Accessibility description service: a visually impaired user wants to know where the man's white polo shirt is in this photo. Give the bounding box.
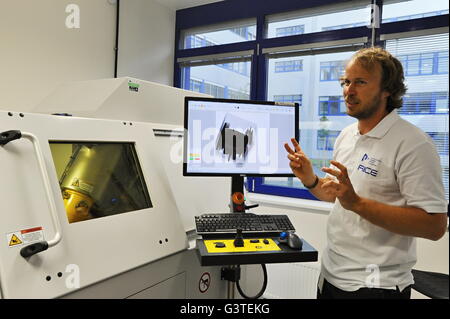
[321,109,447,292]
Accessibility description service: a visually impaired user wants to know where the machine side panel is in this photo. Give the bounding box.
[0,111,188,298]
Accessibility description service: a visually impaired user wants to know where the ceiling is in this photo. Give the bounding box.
[154,0,224,10]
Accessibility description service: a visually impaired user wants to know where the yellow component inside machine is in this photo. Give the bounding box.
[62,188,94,223]
[204,238,281,253]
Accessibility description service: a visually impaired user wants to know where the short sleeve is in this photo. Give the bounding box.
[396,140,447,213]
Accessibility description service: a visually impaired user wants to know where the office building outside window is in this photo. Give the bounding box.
[175,0,449,201]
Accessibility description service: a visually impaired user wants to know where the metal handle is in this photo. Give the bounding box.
[15,132,62,257]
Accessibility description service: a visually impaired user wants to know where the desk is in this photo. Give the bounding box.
[196,236,318,266]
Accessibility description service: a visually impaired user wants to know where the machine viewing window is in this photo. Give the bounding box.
[49,142,152,224]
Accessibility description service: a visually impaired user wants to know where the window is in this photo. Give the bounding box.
[181,19,256,49]
[320,61,345,81]
[273,94,302,105]
[400,92,449,114]
[176,0,449,202]
[382,9,449,23]
[386,33,449,200]
[275,60,303,73]
[427,132,449,156]
[382,0,448,23]
[398,52,448,76]
[218,61,250,76]
[230,27,256,40]
[319,96,346,115]
[317,130,340,151]
[182,60,251,100]
[437,51,449,74]
[275,25,305,37]
[266,2,371,38]
[264,51,356,197]
[322,21,369,31]
[185,35,216,49]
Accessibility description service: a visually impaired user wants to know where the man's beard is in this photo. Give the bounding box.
[345,93,382,120]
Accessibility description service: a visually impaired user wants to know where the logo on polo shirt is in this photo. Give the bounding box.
[358,153,380,177]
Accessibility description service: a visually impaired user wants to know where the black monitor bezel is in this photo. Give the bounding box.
[183,96,299,177]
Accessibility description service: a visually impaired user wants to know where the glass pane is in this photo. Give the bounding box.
[407,59,420,76]
[265,51,357,189]
[267,4,371,38]
[320,61,345,81]
[420,57,434,75]
[182,21,256,49]
[382,0,449,24]
[435,92,449,113]
[49,142,152,224]
[262,177,295,187]
[437,51,449,74]
[386,33,449,200]
[181,60,251,99]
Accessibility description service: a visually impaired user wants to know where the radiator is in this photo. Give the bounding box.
[264,262,321,299]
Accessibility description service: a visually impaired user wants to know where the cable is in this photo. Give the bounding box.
[236,264,268,299]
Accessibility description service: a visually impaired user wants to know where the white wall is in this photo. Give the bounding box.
[117,0,176,86]
[0,0,117,112]
[0,0,176,113]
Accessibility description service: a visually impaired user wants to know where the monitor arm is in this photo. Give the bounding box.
[229,175,258,213]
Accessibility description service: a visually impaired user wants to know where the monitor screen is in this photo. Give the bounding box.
[184,97,299,176]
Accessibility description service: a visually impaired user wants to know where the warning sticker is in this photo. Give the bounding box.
[199,272,211,293]
[6,227,44,248]
[9,234,22,246]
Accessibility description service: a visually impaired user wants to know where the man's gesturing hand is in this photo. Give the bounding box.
[284,138,316,186]
[321,160,361,211]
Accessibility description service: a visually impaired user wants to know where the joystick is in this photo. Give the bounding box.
[234,229,244,247]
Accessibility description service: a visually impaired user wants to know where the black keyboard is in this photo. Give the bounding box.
[195,213,295,235]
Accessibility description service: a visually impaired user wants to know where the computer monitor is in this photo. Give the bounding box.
[184,97,299,177]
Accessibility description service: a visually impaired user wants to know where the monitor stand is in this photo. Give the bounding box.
[230,176,245,213]
[229,176,259,213]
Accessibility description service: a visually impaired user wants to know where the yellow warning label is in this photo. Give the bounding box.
[204,238,281,253]
[7,227,44,248]
[71,178,80,187]
[9,234,23,246]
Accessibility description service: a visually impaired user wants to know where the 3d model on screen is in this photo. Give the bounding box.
[215,113,255,162]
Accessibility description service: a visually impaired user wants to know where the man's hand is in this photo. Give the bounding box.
[321,160,361,211]
[284,138,316,186]
[321,162,446,241]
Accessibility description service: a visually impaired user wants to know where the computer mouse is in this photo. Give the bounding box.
[279,231,303,250]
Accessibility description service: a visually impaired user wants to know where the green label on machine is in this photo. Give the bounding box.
[128,82,140,92]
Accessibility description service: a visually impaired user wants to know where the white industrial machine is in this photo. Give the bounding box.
[34,77,231,231]
[0,78,231,298]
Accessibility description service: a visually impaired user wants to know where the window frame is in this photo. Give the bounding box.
[175,0,449,202]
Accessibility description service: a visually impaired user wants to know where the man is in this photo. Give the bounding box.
[285,47,447,299]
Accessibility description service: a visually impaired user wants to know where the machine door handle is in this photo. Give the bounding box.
[0,130,22,145]
[1,130,63,258]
